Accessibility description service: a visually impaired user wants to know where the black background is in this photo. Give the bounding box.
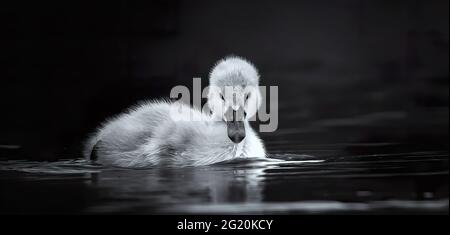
[1,0,448,160]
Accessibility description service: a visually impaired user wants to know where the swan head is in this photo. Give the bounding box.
[207,56,262,144]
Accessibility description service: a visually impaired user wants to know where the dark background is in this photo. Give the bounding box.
[1,0,448,160]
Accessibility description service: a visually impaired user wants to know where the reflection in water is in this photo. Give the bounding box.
[0,151,447,214]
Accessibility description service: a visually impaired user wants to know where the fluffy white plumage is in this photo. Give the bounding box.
[209,56,260,87]
[84,56,266,168]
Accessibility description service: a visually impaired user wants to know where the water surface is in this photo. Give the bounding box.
[0,110,448,214]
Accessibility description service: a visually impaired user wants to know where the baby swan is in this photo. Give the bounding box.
[84,56,266,168]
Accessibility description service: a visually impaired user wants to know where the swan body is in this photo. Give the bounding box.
[84,56,266,168]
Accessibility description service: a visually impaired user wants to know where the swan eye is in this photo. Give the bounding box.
[245,94,250,102]
[220,94,225,101]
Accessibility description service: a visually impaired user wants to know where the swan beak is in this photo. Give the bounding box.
[225,107,246,143]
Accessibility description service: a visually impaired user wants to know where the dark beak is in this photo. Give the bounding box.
[225,107,246,143]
